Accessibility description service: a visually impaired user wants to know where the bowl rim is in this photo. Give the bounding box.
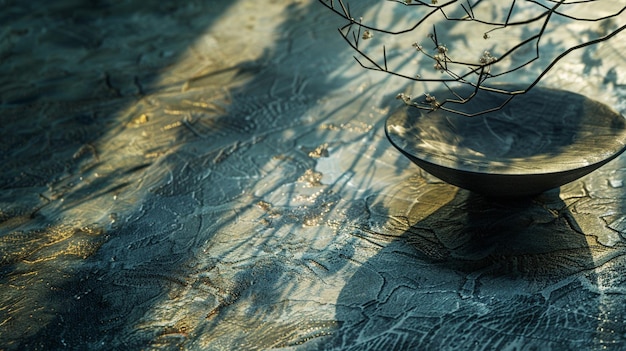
[385,86,626,176]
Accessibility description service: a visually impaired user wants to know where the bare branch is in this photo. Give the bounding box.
[319,0,625,116]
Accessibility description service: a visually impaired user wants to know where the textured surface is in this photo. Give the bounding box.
[1,1,626,350]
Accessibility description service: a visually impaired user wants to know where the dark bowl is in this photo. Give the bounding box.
[385,85,626,197]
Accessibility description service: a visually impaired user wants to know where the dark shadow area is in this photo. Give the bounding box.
[329,188,626,350]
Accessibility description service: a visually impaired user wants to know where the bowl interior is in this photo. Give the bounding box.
[386,85,626,176]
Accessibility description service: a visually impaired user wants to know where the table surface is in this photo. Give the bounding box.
[1,1,626,350]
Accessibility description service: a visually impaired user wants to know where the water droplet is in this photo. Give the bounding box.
[608,179,623,188]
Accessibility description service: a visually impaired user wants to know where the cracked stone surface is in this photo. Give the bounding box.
[1,1,626,350]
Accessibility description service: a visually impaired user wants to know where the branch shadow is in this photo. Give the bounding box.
[1,0,403,350]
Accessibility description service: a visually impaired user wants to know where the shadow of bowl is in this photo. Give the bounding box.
[385,85,626,197]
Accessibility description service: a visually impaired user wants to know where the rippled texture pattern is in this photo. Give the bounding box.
[1,1,626,350]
